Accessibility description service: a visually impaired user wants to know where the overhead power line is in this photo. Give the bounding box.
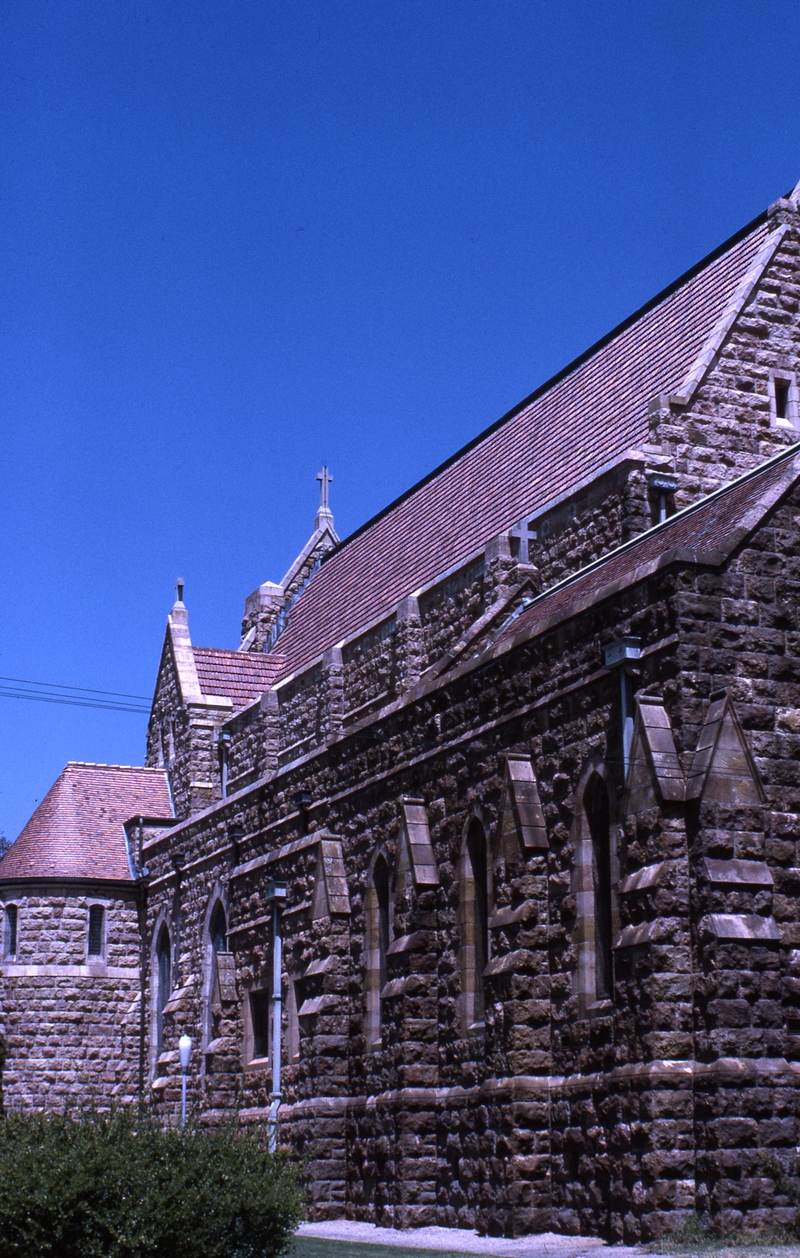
[0,674,151,715]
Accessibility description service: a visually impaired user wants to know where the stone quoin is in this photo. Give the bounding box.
[7,186,800,1242]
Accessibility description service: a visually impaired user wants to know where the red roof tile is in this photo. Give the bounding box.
[491,447,799,652]
[193,647,285,711]
[275,217,772,679]
[0,763,173,882]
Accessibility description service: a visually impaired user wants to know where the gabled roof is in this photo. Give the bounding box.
[192,647,285,710]
[274,213,778,679]
[0,763,173,883]
[489,443,800,654]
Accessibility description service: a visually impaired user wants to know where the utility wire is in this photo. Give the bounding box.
[0,674,150,700]
[0,674,151,715]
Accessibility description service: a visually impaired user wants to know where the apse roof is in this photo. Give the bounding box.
[0,762,173,883]
[273,211,777,680]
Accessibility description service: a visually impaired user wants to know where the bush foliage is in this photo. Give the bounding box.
[0,1107,302,1258]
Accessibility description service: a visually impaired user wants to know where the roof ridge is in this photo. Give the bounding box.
[193,645,284,657]
[515,441,800,618]
[322,207,771,563]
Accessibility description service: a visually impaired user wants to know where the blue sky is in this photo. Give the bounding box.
[2,0,800,839]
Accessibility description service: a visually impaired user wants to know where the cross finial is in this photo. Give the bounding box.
[508,515,537,565]
[316,465,333,511]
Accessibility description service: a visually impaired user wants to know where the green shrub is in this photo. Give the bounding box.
[0,1107,302,1258]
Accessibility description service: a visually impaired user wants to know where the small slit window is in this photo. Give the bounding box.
[772,374,797,428]
[5,904,17,956]
[249,990,270,1060]
[88,905,104,956]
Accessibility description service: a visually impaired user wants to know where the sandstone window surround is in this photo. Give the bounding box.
[769,368,799,429]
[87,903,105,958]
[4,903,17,957]
[458,815,492,1034]
[573,764,618,1014]
[203,898,228,1049]
[243,928,274,1072]
[365,846,393,1049]
[245,988,271,1066]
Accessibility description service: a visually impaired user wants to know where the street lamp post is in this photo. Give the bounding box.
[264,880,287,1154]
[179,1034,192,1127]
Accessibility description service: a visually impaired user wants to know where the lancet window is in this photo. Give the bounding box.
[156,926,171,1054]
[585,773,613,1001]
[459,817,490,1033]
[365,850,392,1048]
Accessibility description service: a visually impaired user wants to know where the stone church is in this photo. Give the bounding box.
[5,181,800,1243]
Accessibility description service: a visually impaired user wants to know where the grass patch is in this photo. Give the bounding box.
[648,1212,800,1254]
[290,1242,481,1258]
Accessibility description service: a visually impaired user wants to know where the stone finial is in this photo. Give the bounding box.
[175,577,185,607]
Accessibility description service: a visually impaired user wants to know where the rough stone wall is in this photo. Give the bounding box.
[342,617,397,718]
[136,231,800,1240]
[0,886,141,1110]
[529,462,652,587]
[141,475,800,1242]
[279,666,324,762]
[420,558,485,667]
[225,695,280,791]
[143,552,685,1237]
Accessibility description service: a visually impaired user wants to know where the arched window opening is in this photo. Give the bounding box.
[374,855,391,997]
[156,927,171,1055]
[586,775,613,1001]
[459,818,490,1033]
[206,902,228,1043]
[5,904,17,957]
[365,851,392,1049]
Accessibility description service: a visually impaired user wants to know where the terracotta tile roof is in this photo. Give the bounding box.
[491,446,799,652]
[274,217,772,680]
[193,647,285,710]
[0,763,173,883]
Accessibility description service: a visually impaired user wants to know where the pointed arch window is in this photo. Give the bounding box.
[459,818,490,1033]
[365,851,392,1049]
[585,774,613,1001]
[206,902,228,1043]
[156,926,171,1054]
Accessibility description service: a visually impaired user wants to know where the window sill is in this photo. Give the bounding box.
[244,1056,272,1074]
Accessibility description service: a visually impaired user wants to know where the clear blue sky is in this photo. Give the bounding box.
[2,0,800,839]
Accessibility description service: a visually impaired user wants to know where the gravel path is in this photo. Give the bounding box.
[294,1219,800,1258]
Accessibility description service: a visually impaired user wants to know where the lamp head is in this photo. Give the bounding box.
[179,1034,192,1071]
